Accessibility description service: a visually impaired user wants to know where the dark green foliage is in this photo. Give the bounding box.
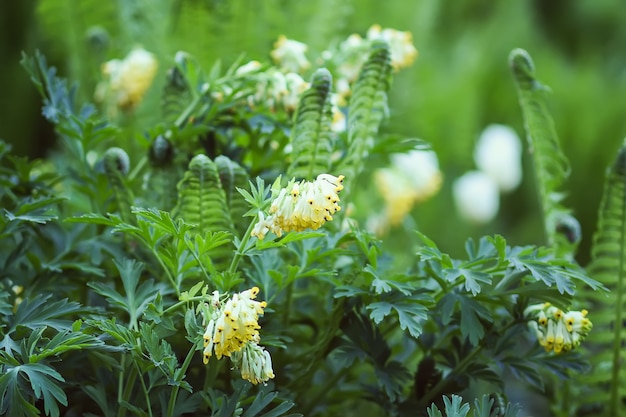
[143,135,183,212]
[579,140,626,415]
[287,68,334,180]
[339,40,392,186]
[102,147,134,224]
[509,48,574,255]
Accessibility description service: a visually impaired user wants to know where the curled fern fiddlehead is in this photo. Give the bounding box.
[287,68,334,180]
[338,40,392,188]
[142,135,182,211]
[509,48,574,253]
[103,147,134,224]
[581,140,626,415]
[215,155,250,235]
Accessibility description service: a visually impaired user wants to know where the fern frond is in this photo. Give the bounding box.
[173,154,233,235]
[509,49,573,252]
[338,40,392,186]
[287,68,334,180]
[102,147,134,224]
[142,136,182,211]
[580,140,626,414]
[215,156,250,235]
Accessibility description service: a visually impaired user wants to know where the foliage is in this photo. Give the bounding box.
[0,14,619,417]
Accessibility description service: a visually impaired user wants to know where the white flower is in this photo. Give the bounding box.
[525,303,592,354]
[283,72,309,111]
[474,124,523,192]
[251,174,345,239]
[270,35,310,73]
[390,149,441,200]
[97,47,158,110]
[235,60,262,76]
[202,287,267,361]
[453,171,499,224]
[231,342,275,385]
[366,24,418,71]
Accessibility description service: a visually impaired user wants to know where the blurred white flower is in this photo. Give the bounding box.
[373,149,442,230]
[329,93,347,133]
[96,47,158,111]
[366,24,418,71]
[235,60,262,76]
[453,171,499,224]
[283,72,309,112]
[270,35,310,73]
[474,124,523,192]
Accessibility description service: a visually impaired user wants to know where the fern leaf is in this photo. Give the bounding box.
[215,156,250,234]
[339,40,392,185]
[287,68,334,180]
[509,48,573,252]
[102,147,134,224]
[174,154,233,235]
[581,140,626,414]
[142,135,181,211]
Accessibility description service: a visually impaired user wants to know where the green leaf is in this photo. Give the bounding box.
[509,48,573,253]
[287,68,335,180]
[579,140,626,413]
[0,363,67,417]
[339,40,393,189]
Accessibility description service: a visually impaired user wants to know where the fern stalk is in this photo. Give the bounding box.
[287,68,334,180]
[339,40,392,189]
[509,48,573,252]
[582,140,626,415]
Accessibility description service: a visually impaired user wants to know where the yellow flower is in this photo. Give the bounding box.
[524,303,592,354]
[366,24,418,71]
[202,287,267,362]
[251,174,345,240]
[96,47,158,112]
[270,35,310,73]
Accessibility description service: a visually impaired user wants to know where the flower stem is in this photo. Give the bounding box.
[228,217,257,274]
[166,340,200,417]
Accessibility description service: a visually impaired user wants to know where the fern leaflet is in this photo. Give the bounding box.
[509,48,573,253]
[339,40,392,186]
[287,68,334,180]
[174,154,234,235]
[581,140,626,414]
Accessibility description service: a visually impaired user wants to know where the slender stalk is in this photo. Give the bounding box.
[228,218,257,274]
[166,341,200,417]
[134,361,154,417]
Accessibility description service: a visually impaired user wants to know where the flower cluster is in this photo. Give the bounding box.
[201,287,274,384]
[525,303,593,354]
[366,24,418,71]
[270,35,311,73]
[369,149,441,234]
[203,287,267,360]
[95,47,158,112]
[251,174,345,240]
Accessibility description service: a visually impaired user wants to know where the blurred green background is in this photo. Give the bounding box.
[1,0,625,264]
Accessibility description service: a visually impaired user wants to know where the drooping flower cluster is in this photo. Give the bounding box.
[95,47,158,112]
[201,287,274,384]
[525,303,593,354]
[251,174,345,240]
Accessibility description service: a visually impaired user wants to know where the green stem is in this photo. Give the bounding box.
[150,246,180,297]
[301,366,349,415]
[164,296,210,315]
[128,155,147,182]
[134,361,154,417]
[166,341,200,417]
[228,217,257,274]
[184,236,217,283]
[117,354,138,417]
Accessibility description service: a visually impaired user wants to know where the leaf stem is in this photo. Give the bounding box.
[166,341,200,417]
[228,217,257,274]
